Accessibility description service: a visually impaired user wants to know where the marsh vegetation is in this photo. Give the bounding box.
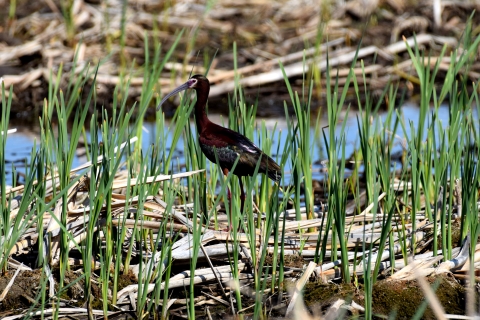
[1,1,480,319]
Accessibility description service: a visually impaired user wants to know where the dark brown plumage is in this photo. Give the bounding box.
[157,75,281,229]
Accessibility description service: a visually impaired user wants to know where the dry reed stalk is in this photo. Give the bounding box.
[0,0,464,114]
[285,261,317,316]
[2,1,478,316]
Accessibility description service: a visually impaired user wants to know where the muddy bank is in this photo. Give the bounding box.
[0,266,468,319]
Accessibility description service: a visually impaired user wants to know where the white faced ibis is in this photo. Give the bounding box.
[157,74,281,229]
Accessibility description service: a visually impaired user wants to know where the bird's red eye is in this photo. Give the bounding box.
[188,79,198,88]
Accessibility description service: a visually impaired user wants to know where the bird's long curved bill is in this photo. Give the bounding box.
[156,82,190,111]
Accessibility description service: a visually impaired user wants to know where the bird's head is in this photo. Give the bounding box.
[188,74,209,88]
[157,74,209,111]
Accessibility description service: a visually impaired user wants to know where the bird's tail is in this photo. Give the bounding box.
[261,153,282,182]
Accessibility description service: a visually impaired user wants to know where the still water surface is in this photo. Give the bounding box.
[1,103,463,186]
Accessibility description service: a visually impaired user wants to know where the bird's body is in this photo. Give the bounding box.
[198,123,281,181]
[158,74,281,229]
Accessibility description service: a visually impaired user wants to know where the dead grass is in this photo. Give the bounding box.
[1,1,480,319]
[0,0,479,118]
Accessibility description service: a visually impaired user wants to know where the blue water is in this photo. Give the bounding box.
[1,103,472,186]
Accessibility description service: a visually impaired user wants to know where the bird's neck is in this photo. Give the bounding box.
[194,88,211,133]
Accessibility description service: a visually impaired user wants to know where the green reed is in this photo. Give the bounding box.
[1,84,49,275]
[3,16,480,319]
[60,0,75,45]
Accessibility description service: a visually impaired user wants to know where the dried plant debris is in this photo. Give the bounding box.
[0,0,479,117]
[0,136,476,318]
[1,1,479,319]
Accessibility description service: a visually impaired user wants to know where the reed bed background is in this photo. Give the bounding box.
[1,0,479,117]
[1,0,480,319]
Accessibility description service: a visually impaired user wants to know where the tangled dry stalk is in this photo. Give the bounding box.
[0,0,479,116]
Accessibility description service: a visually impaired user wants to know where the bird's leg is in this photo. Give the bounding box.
[238,177,246,233]
[238,177,245,214]
[222,168,233,231]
